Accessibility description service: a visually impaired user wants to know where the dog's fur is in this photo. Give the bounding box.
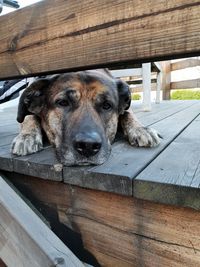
[11,69,160,166]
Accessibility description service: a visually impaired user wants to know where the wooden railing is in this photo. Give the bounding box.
[114,58,200,101]
[170,58,200,89]
[124,58,200,101]
[161,58,200,99]
[0,0,200,80]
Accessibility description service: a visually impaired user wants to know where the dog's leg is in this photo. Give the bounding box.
[12,115,43,156]
[119,108,160,147]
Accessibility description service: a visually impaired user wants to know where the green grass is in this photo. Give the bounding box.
[171,89,200,100]
[131,93,141,100]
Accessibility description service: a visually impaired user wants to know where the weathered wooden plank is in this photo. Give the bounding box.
[171,78,200,89]
[64,163,132,195]
[0,176,84,267]
[5,176,200,267]
[111,68,142,78]
[3,172,101,267]
[0,113,17,123]
[171,58,200,71]
[127,78,157,85]
[131,83,157,92]
[0,146,13,172]
[0,124,19,137]
[0,136,62,179]
[13,147,63,181]
[0,108,18,131]
[160,61,171,100]
[63,103,200,196]
[136,100,198,126]
[132,100,195,116]
[0,134,17,147]
[0,113,18,126]
[0,106,17,116]
[134,113,200,209]
[70,216,200,267]
[0,0,200,79]
[0,121,17,127]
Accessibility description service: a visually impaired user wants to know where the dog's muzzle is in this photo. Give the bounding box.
[73,132,102,158]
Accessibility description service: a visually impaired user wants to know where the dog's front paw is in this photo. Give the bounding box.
[11,132,43,156]
[127,127,161,147]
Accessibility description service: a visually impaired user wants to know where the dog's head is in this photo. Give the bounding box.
[17,69,131,166]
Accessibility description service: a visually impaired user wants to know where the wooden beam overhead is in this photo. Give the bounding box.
[0,0,200,79]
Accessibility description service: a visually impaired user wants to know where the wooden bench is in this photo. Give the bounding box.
[0,1,200,266]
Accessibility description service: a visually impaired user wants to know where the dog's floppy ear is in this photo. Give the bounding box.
[17,78,53,123]
[17,75,60,123]
[116,79,131,115]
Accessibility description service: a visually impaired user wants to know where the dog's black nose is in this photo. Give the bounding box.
[73,132,102,157]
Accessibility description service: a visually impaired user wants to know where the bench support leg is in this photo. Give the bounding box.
[142,63,151,111]
[156,71,162,104]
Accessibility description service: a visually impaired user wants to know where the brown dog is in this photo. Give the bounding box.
[11,69,160,166]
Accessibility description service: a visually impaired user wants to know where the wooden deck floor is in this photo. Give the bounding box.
[0,100,200,209]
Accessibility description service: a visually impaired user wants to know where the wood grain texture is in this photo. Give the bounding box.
[171,78,200,89]
[0,134,17,147]
[171,58,200,71]
[134,114,200,209]
[5,175,200,267]
[136,100,197,125]
[0,125,19,137]
[0,0,200,79]
[133,100,194,118]
[12,147,63,181]
[0,145,13,172]
[0,176,84,267]
[160,61,171,100]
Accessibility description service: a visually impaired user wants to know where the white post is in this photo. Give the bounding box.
[142,63,151,111]
[156,71,162,104]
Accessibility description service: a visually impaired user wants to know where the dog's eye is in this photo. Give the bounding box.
[102,101,112,110]
[56,99,69,107]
